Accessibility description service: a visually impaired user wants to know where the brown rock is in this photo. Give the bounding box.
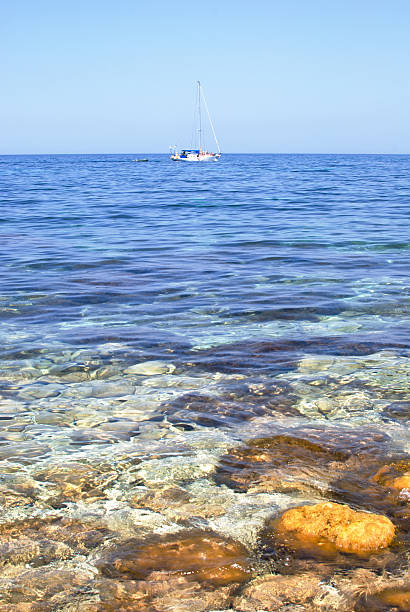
[0,481,38,509]
[275,502,395,555]
[96,578,152,611]
[0,517,109,566]
[0,568,100,612]
[34,462,118,504]
[234,572,321,611]
[97,575,236,611]
[214,426,386,494]
[389,474,410,490]
[97,531,251,587]
[0,606,35,612]
[372,461,410,491]
[357,586,410,611]
[377,588,410,610]
[0,568,92,609]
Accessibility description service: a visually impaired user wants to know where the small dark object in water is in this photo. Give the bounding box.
[132,158,149,162]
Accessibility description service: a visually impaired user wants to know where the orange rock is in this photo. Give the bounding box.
[372,460,410,488]
[377,588,410,610]
[386,473,410,491]
[361,586,410,611]
[276,502,395,555]
[98,531,251,587]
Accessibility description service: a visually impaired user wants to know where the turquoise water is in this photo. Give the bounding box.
[0,154,409,610]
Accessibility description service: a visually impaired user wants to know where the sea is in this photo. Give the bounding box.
[0,153,409,610]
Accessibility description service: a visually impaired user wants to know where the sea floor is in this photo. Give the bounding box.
[0,335,409,611]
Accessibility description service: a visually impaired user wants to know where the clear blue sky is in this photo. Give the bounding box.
[2,0,410,154]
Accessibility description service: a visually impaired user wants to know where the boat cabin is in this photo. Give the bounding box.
[180,149,199,158]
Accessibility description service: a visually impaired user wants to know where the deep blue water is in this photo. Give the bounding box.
[1,154,409,362]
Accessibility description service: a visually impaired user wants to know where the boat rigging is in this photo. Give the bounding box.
[170,81,221,162]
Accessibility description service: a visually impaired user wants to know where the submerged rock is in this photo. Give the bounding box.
[124,361,176,376]
[164,392,267,428]
[33,462,119,505]
[164,380,300,429]
[97,530,251,587]
[214,425,389,494]
[372,460,410,492]
[234,572,322,611]
[0,568,94,610]
[136,452,219,484]
[368,587,410,611]
[0,442,50,464]
[274,502,395,555]
[0,516,109,567]
[382,400,410,422]
[130,484,232,520]
[96,574,237,612]
[18,383,63,400]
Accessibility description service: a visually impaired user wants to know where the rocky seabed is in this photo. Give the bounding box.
[0,346,409,611]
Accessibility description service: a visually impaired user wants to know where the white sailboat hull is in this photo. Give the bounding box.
[171,153,220,162]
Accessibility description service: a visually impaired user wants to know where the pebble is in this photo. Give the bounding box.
[18,383,64,400]
[124,360,176,376]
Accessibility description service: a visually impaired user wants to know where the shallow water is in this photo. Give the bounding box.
[0,154,409,610]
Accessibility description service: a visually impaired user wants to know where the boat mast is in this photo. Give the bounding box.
[197,80,202,153]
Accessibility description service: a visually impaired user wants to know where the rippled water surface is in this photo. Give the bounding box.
[0,154,409,611]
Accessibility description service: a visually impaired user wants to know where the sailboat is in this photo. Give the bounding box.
[170,81,221,162]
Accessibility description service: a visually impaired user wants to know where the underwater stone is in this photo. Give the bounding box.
[97,531,251,586]
[214,425,388,494]
[382,400,410,422]
[373,588,410,611]
[31,410,74,426]
[234,573,322,611]
[0,442,50,463]
[140,374,205,389]
[274,501,395,555]
[124,361,176,375]
[90,365,122,380]
[0,479,41,510]
[137,452,219,484]
[90,381,136,398]
[33,462,119,504]
[0,516,110,575]
[298,356,335,372]
[18,383,63,400]
[165,383,299,429]
[96,574,237,612]
[372,460,410,492]
[0,568,95,610]
[59,381,135,399]
[130,484,231,521]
